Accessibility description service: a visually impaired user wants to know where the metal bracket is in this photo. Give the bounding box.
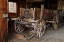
[3,14,8,18]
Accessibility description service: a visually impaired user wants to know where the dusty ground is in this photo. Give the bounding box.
[8,25,64,42]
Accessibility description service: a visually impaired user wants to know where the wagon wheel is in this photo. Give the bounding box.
[53,14,59,30]
[14,19,24,33]
[36,20,46,38]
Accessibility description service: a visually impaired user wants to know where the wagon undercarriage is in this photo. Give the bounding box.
[14,18,46,39]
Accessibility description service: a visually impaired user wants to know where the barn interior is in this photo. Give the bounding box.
[0,0,64,42]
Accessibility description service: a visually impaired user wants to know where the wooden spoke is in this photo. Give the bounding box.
[36,20,46,38]
[15,23,24,33]
[14,19,24,33]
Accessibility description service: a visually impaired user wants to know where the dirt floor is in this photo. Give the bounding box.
[8,25,64,42]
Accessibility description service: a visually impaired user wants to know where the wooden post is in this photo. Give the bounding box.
[40,5,44,19]
[20,8,24,17]
[0,0,3,42]
[33,8,35,19]
[0,0,8,42]
[30,8,33,19]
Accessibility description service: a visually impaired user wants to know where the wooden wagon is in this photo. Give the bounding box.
[14,5,59,39]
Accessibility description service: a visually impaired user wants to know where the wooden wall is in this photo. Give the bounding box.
[49,4,57,10]
[0,0,8,42]
[8,0,28,18]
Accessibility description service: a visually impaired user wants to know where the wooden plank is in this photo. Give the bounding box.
[35,8,41,20]
[43,9,49,20]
